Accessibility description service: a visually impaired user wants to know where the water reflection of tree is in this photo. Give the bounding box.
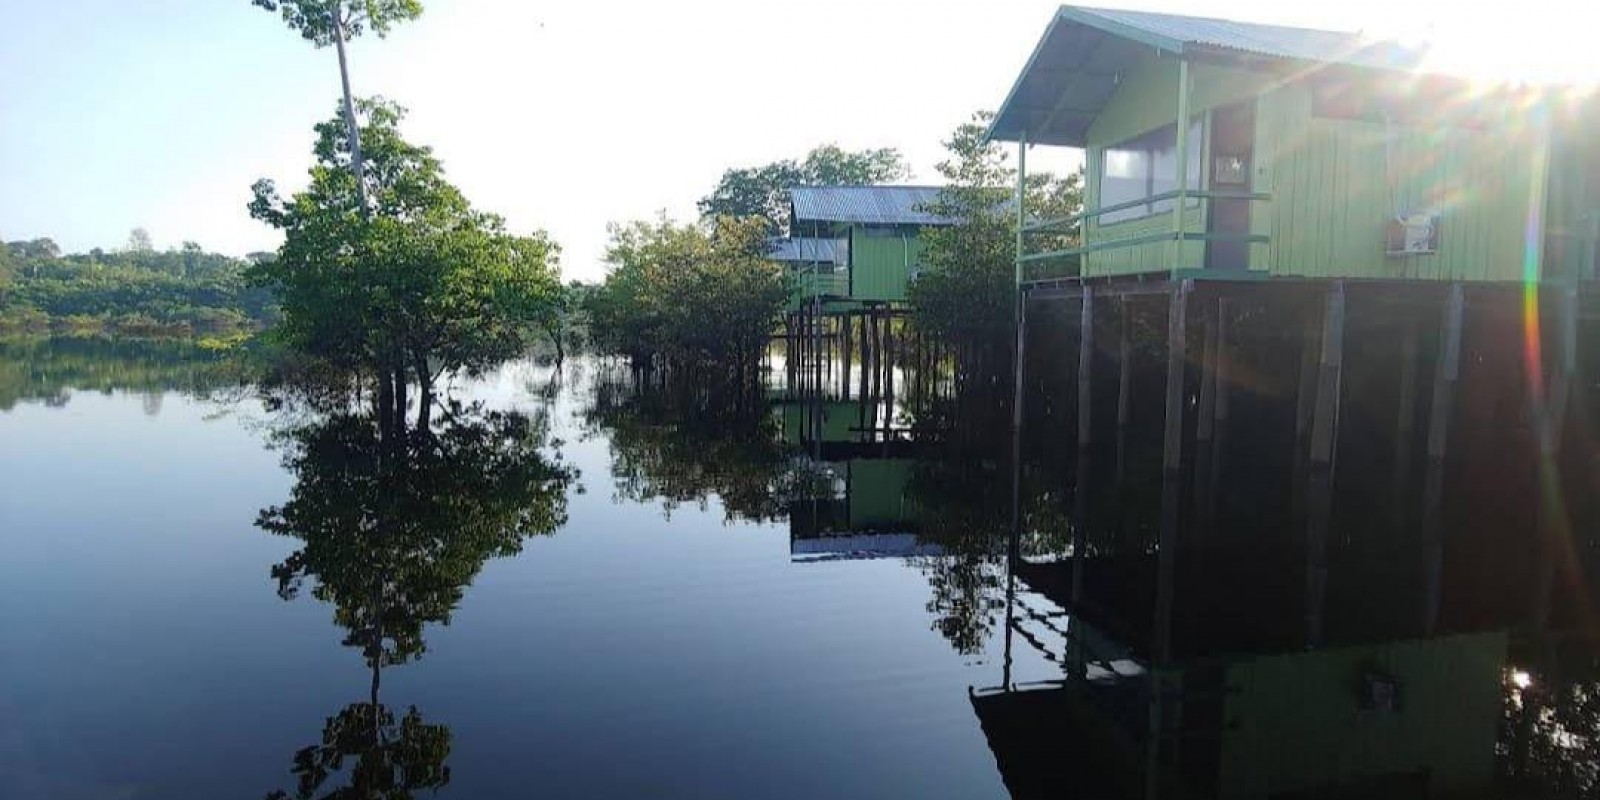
[904,445,1071,657]
[260,400,574,799]
[1500,641,1600,798]
[581,368,823,522]
[0,335,241,410]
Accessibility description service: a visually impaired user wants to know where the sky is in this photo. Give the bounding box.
[2,0,1594,282]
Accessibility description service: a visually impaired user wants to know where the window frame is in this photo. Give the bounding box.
[1095,119,1204,226]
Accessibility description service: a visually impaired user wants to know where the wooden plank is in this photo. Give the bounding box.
[1116,297,1133,485]
[1155,280,1191,663]
[1421,283,1465,635]
[1304,281,1346,648]
[1392,318,1420,534]
[1533,285,1579,627]
[1207,298,1232,532]
[1192,303,1220,536]
[1073,287,1095,603]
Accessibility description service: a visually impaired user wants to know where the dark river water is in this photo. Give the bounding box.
[0,336,1596,799]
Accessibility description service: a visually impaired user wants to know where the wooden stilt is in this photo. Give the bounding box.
[1421,283,1464,636]
[1072,287,1095,603]
[1304,282,1346,649]
[1290,307,1322,529]
[884,313,897,444]
[1392,318,1420,534]
[858,312,872,440]
[1116,297,1132,488]
[1192,301,1220,538]
[841,312,853,403]
[1533,285,1579,628]
[1011,292,1030,552]
[1207,298,1231,533]
[1154,281,1190,663]
[869,308,883,436]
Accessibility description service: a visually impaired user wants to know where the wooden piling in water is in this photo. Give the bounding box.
[1533,285,1579,628]
[1116,298,1132,490]
[1392,317,1420,534]
[1193,300,1220,538]
[1304,281,1345,648]
[1073,287,1094,603]
[1154,281,1189,663]
[1421,283,1464,636]
[1207,298,1231,534]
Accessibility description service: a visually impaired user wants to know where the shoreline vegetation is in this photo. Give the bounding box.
[0,234,276,337]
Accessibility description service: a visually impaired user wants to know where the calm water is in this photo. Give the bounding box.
[1,336,1597,799]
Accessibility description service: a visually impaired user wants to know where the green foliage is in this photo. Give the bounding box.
[585,214,787,389]
[0,240,275,335]
[250,0,423,47]
[249,99,563,392]
[909,111,1082,383]
[698,145,912,233]
[267,703,450,800]
[0,336,245,411]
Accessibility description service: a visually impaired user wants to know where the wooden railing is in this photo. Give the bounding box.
[1018,190,1273,281]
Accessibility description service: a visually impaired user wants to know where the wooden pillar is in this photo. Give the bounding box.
[1073,287,1095,603]
[841,312,853,402]
[1290,309,1322,528]
[858,312,872,440]
[1116,298,1132,487]
[1533,285,1579,628]
[1011,292,1030,555]
[1154,280,1190,663]
[1421,283,1464,636]
[869,308,883,436]
[1304,282,1345,649]
[1392,318,1420,534]
[1192,300,1220,537]
[1207,298,1232,532]
[884,313,897,443]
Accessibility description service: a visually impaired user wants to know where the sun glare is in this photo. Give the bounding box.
[1409,11,1600,88]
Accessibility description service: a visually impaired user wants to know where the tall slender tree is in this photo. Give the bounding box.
[249,0,424,216]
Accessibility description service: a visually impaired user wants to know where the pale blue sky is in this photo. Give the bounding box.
[2,0,1590,281]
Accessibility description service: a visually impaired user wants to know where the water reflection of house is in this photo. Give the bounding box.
[973,566,1505,799]
[788,457,936,563]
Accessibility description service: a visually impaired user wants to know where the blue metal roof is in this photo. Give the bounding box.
[765,237,842,263]
[788,186,956,227]
[989,5,1426,146]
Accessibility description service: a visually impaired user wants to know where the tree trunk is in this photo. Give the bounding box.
[331,4,371,218]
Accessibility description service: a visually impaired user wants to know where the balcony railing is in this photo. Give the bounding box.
[1018,189,1273,282]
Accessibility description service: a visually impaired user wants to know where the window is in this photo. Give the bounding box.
[1098,121,1202,224]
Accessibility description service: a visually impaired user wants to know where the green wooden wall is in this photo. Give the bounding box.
[1080,53,1555,283]
[847,224,924,303]
[1216,631,1504,798]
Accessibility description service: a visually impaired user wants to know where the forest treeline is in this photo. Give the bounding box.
[0,233,276,335]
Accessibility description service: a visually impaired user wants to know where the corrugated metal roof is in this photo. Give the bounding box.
[789,186,956,227]
[1068,6,1421,70]
[988,5,1426,146]
[766,237,842,263]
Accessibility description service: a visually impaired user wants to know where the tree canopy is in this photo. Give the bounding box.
[250,0,423,46]
[697,145,912,233]
[584,213,786,396]
[248,99,564,403]
[909,111,1082,386]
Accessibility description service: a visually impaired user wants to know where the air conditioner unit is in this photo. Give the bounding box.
[1386,211,1440,256]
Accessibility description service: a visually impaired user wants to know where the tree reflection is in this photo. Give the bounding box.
[581,368,822,522]
[260,399,574,799]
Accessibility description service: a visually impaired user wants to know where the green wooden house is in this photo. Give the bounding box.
[988,5,1600,284]
[783,185,954,310]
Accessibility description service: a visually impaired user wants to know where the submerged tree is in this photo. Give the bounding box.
[250,0,424,214]
[258,400,574,799]
[584,214,786,399]
[698,145,912,234]
[909,111,1082,392]
[249,99,564,423]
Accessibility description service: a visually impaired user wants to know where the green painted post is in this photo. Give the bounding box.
[1171,57,1192,273]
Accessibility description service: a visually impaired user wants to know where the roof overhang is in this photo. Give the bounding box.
[987,7,1184,148]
